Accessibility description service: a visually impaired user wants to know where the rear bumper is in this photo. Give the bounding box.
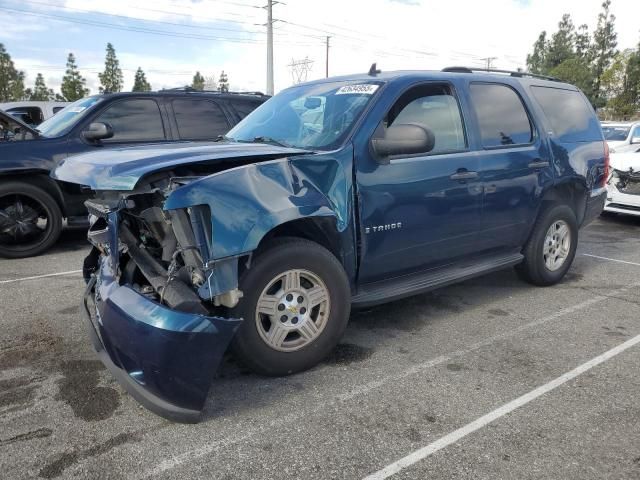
[582,188,607,226]
[83,257,242,423]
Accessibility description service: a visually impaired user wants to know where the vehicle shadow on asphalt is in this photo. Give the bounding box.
[201,259,599,423]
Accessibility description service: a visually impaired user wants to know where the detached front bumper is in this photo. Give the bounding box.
[83,257,242,423]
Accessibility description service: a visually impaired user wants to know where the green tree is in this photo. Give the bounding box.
[591,0,618,107]
[575,24,592,61]
[551,57,595,101]
[29,73,54,101]
[10,70,26,101]
[526,32,548,74]
[61,53,89,101]
[132,67,152,92]
[218,70,229,92]
[0,43,25,101]
[546,14,576,70]
[192,71,205,91]
[98,43,123,93]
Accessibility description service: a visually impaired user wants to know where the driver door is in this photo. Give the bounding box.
[355,82,483,284]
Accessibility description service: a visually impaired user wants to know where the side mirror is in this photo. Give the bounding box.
[631,136,640,145]
[83,122,113,142]
[371,123,435,160]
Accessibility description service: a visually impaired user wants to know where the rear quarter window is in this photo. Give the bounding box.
[530,86,601,143]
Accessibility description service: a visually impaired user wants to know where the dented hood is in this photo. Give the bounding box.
[51,141,310,190]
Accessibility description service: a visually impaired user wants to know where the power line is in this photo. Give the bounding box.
[0,6,314,46]
[17,0,265,35]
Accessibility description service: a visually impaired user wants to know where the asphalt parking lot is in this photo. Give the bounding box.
[1,214,639,480]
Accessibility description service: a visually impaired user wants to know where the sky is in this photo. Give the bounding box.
[0,0,638,96]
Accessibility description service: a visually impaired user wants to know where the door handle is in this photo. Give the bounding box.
[450,170,479,181]
[528,160,550,169]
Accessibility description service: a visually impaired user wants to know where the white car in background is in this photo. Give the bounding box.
[605,147,640,216]
[0,101,69,126]
[601,121,640,151]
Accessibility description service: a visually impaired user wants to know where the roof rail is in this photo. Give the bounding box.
[442,66,559,82]
[160,86,267,96]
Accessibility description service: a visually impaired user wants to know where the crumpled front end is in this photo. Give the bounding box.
[83,178,243,422]
[605,167,640,216]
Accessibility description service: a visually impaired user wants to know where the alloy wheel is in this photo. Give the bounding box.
[254,269,331,352]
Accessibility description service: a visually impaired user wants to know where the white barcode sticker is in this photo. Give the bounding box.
[336,84,379,95]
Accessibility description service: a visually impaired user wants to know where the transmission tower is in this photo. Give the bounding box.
[288,57,314,84]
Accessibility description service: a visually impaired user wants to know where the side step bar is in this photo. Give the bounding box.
[352,252,524,308]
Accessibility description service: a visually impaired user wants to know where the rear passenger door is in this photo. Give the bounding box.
[467,82,553,250]
[170,98,231,141]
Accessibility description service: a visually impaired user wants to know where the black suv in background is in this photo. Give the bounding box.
[0,89,268,258]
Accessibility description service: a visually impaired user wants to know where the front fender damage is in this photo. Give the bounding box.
[82,154,348,421]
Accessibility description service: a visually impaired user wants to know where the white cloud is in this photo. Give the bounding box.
[7,0,640,95]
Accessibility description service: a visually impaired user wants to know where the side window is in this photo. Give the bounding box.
[386,84,466,154]
[231,100,262,120]
[530,86,601,143]
[632,126,640,141]
[94,99,165,142]
[52,107,65,114]
[469,83,533,147]
[172,99,230,140]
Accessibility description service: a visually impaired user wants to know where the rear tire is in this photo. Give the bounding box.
[0,182,63,258]
[230,237,351,376]
[516,204,578,286]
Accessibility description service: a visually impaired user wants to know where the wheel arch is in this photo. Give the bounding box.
[539,180,588,225]
[256,216,345,263]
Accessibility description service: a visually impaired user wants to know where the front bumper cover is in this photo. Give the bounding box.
[83,257,242,423]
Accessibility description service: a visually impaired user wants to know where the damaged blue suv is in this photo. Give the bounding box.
[53,67,608,422]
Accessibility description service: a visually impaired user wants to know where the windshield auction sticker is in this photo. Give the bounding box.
[336,84,379,95]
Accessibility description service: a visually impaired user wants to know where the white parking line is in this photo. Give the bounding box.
[141,282,640,478]
[583,253,640,267]
[363,333,640,480]
[0,270,82,285]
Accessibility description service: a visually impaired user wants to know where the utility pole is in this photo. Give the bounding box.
[325,36,330,78]
[480,56,497,70]
[266,0,274,95]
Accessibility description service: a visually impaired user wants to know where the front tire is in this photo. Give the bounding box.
[0,182,63,258]
[516,204,578,286]
[230,237,351,376]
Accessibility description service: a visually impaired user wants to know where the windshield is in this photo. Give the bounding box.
[226,81,382,150]
[602,126,631,141]
[37,96,103,137]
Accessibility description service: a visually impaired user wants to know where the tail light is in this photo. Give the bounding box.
[602,141,610,187]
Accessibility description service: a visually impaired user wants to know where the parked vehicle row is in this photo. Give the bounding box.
[602,120,640,151]
[52,67,608,422]
[0,101,69,126]
[605,144,640,216]
[0,89,268,258]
